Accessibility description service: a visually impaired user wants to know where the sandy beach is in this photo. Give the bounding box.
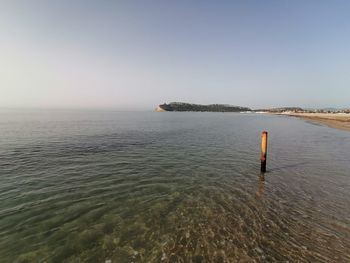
[281,113,350,132]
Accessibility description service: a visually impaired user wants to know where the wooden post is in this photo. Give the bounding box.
[260,131,268,173]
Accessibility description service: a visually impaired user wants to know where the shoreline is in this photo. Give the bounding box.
[278,113,350,132]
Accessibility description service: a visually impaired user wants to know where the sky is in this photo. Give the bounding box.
[1,0,350,110]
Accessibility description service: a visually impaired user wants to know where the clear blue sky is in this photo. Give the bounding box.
[1,0,349,109]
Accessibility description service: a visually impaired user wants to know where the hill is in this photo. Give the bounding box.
[157,102,251,112]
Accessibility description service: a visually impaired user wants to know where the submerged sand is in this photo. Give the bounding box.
[281,113,350,132]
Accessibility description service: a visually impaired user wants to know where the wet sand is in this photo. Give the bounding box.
[282,113,350,132]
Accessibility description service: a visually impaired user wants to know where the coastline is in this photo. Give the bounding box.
[279,113,350,132]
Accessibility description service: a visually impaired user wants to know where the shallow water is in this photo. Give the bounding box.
[0,110,349,262]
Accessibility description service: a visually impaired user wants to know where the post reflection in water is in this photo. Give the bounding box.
[256,173,265,198]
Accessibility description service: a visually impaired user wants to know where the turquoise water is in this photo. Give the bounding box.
[0,110,349,262]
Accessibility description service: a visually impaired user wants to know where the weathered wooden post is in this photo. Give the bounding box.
[260,131,268,173]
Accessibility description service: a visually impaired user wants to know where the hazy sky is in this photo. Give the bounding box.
[1,0,350,110]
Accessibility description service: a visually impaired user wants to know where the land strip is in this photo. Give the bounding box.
[281,113,350,132]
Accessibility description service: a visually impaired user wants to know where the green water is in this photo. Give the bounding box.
[0,110,349,262]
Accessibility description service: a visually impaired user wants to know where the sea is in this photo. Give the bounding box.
[0,109,349,262]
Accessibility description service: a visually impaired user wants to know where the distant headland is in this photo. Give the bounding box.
[156,102,350,114]
[156,102,251,112]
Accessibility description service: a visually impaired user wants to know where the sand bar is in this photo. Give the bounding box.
[281,113,350,132]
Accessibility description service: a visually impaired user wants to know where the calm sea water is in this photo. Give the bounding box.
[0,110,349,262]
